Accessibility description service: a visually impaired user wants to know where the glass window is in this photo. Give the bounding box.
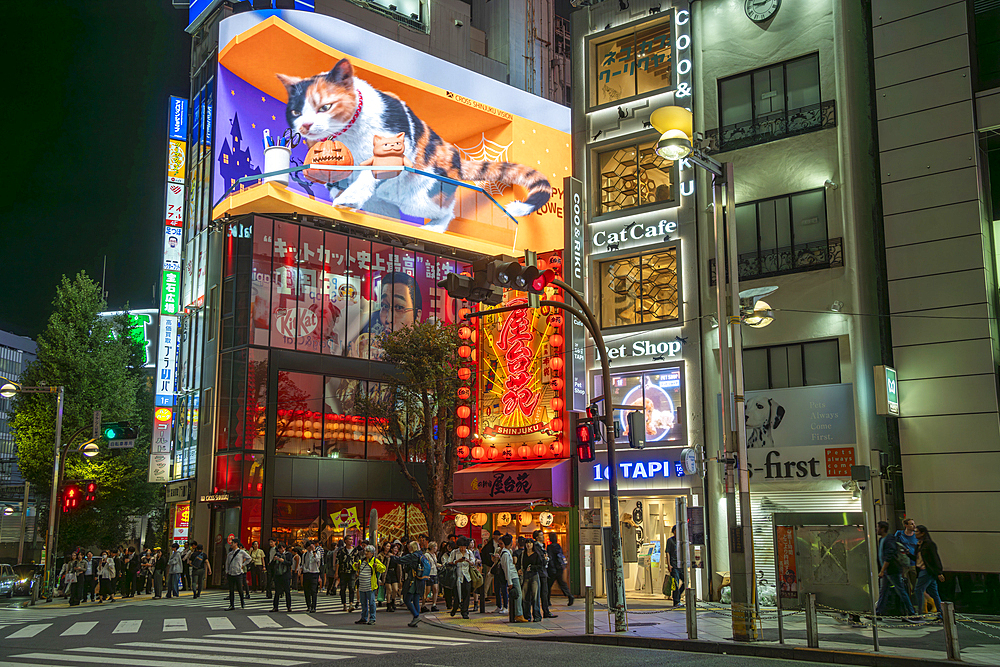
[717,53,821,149]
[322,377,368,459]
[597,141,674,215]
[251,217,273,347]
[734,189,828,279]
[322,501,365,545]
[242,498,262,549]
[272,499,320,546]
[214,453,243,493]
[275,371,324,457]
[270,220,299,350]
[599,248,679,328]
[297,225,326,354]
[744,340,841,389]
[321,230,350,356]
[592,20,671,107]
[595,367,684,446]
[247,348,267,451]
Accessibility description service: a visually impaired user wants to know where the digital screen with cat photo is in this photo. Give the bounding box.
[595,367,685,446]
[212,14,571,254]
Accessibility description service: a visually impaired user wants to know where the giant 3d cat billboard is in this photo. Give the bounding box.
[212,13,571,253]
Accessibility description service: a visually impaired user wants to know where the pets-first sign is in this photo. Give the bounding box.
[742,383,855,450]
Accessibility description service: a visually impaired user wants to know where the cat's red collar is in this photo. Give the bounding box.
[325,90,363,141]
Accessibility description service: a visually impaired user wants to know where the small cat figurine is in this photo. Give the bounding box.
[277,58,551,232]
[360,133,413,179]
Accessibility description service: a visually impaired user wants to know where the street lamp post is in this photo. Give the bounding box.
[0,380,64,600]
[651,106,760,640]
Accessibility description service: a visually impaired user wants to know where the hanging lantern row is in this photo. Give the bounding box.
[455,297,477,448]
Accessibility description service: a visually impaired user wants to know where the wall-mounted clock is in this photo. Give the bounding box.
[745,0,780,23]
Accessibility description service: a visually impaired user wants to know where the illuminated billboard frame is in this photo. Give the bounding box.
[211,13,571,255]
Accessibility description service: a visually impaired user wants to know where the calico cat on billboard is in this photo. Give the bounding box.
[213,12,571,254]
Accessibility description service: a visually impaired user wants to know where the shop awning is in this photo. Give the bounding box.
[443,498,549,513]
[452,459,572,507]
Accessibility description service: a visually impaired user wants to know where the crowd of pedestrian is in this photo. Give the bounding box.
[875,517,947,620]
[55,540,208,605]
[53,529,575,627]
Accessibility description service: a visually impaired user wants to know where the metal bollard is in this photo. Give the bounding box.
[805,593,819,649]
[685,587,698,639]
[942,602,961,661]
[585,586,595,635]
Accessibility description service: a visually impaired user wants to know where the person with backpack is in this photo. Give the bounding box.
[546,532,573,605]
[390,540,431,627]
[270,542,294,612]
[337,541,357,612]
[876,521,916,617]
[354,544,386,625]
[190,543,211,598]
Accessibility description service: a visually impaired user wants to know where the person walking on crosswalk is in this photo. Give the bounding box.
[270,542,294,613]
[225,541,252,610]
[166,543,183,598]
[354,544,386,625]
[302,541,323,613]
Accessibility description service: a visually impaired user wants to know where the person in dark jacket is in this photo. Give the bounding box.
[546,532,573,605]
[875,521,916,616]
[664,526,685,606]
[912,525,946,616]
[270,542,294,612]
[532,530,557,618]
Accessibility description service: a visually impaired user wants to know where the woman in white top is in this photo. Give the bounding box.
[425,542,440,612]
[446,537,474,619]
[97,551,116,603]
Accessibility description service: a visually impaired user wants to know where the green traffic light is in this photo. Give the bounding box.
[103,427,117,439]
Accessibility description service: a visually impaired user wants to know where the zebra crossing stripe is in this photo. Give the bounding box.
[272,626,497,644]
[123,640,345,660]
[288,613,325,626]
[245,629,444,649]
[6,624,51,638]
[61,621,98,636]
[184,635,393,655]
[163,618,187,632]
[70,646,309,666]
[207,616,236,630]
[112,619,142,633]
[9,653,221,667]
[248,614,282,629]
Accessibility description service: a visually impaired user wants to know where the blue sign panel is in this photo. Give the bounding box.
[168,96,188,141]
[188,1,313,31]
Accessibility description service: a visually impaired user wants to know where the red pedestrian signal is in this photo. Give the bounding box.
[576,419,596,463]
[83,481,98,502]
[62,484,80,513]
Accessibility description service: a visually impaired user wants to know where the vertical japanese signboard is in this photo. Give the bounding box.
[563,177,587,413]
[151,96,187,483]
[775,525,798,599]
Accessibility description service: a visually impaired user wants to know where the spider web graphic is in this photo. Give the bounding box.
[456,133,514,197]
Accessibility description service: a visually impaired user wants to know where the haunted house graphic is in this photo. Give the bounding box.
[218,112,261,192]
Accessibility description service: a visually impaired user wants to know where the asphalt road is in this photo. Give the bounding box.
[0,590,828,667]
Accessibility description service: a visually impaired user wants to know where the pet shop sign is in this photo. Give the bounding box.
[604,331,683,365]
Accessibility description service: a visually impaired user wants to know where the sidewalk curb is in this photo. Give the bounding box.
[420,616,961,667]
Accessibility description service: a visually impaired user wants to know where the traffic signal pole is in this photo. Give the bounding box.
[44,386,64,601]
[465,277,629,632]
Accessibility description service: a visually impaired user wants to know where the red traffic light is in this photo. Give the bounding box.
[531,268,555,293]
[62,484,81,512]
[576,419,596,462]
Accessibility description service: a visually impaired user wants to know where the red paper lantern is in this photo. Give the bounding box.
[458,367,472,381]
[458,387,471,400]
[458,327,472,339]
[457,425,471,439]
[458,346,472,358]
[518,444,531,459]
[548,314,564,328]
[457,405,471,419]
[550,378,564,391]
[502,446,514,460]
[458,307,471,320]
[472,445,485,459]
[549,357,564,371]
[533,442,547,457]
[550,441,564,456]
[549,334,564,348]
[487,445,497,460]
[551,397,564,412]
[549,418,563,432]
[457,445,470,458]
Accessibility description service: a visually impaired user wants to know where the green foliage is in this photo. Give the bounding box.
[359,321,463,542]
[11,272,159,550]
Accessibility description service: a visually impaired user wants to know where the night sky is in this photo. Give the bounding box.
[0,1,190,338]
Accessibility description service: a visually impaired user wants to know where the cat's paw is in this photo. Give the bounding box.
[332,190,372,210]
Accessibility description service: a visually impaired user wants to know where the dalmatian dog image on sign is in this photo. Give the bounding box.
[745,397,785,448]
